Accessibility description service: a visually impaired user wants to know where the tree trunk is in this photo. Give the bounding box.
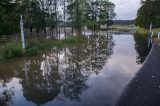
[71,11,74,36]
[42,0,46,37]
[64,0,67,38]
[29,17,33,37]
[54,0,58,39]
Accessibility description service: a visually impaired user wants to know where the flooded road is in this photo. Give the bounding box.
[0,34,148,106]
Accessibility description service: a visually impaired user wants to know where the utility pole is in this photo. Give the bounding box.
[20,14,25,51]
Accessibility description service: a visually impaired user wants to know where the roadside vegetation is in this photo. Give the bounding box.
[135,27,160,37]
[135,0,160,39]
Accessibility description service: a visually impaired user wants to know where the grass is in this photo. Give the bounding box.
[0,42,24,61]
[135,27,160,37]
[135,27,160,46]
[0,36,84,62]
[109,25,135,31]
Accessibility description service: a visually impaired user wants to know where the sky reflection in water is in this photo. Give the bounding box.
[0,34,146,106]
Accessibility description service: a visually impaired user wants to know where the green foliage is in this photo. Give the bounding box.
[0,36,82,61]
[98,0,116,27]
[26,46,40,56]
[135,27,148,35]
[0,0,116,36]
[67,0,116,34]
[113,20,135,25]
[0,3,19,35]
[135,0,160,28]
[0,42,24,61]
[0,54,3,62]
[26,40,47,55]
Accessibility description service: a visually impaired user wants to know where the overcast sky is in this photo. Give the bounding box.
[111,0,141,20]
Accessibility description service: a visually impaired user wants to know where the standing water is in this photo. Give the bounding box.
[0,34,148,106]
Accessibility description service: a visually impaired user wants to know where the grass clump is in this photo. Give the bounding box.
[135,27,148,35]
[135,27,160,37]
[0,42,24,61]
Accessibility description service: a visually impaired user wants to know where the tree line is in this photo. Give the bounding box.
[0,0,116,38]
[135,0,160,29]
[113,20,135,25]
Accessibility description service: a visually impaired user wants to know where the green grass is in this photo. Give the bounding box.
[0,36,84,62]
[135,27,160,45]
[109,25,135,31]
[0,42,24,61]
[135,27,160,37]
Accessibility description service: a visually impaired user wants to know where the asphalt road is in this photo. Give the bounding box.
[116,44,160,106]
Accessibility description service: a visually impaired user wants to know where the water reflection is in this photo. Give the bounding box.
[19,56,61,105]
[0,34,114,105]
[0,34,147,106]
[0,84,14,106]
[134,33,149,64]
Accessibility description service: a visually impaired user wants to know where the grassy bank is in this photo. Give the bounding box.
[135,27,160,37]
[109,25,135,31]
[0,36,84,62]
[135,27,160,47]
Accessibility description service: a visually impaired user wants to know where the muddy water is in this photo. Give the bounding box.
[0,34,148,106]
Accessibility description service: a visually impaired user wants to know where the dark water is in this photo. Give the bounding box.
[0,34,148,106]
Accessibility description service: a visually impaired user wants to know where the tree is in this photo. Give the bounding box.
[135,0,160,28]
[67,0,116,35]
[0,0,116,37]
[0,0,19,36]
[98,0,116,30]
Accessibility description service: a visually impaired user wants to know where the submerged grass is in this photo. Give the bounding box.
[0,36,84,62]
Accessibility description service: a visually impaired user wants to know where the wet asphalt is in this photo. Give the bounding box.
[116,44,160,106]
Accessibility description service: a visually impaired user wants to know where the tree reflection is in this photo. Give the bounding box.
[0,84,14,106]
[0,34,114,105]
[134,33,149,64]
[18,55,61,105]
[0,60,23,106]
[59,34,114,101]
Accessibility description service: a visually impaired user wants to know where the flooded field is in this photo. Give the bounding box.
[0,33,148,106]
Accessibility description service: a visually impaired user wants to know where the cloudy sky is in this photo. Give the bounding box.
[111,0,141,20]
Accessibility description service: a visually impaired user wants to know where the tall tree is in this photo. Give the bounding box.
[135,0,160,28]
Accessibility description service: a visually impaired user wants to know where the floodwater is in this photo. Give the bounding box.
[0,33,148,106]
